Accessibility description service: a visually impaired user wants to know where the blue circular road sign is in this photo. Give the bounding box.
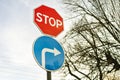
[33,36,64,71]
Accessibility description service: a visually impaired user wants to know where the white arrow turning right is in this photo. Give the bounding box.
[41,48,61,68]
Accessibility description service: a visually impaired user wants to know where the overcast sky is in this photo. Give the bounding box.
[0,0,72,80]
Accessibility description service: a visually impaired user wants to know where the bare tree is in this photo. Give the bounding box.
[61,0,120,80]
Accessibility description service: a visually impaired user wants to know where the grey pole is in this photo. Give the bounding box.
[47,71,51,80]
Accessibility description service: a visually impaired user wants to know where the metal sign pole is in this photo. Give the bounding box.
[47,71,51,80]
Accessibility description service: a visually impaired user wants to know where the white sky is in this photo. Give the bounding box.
[0,0,71,80]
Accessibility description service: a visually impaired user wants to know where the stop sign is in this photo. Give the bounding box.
[34,5,64,37]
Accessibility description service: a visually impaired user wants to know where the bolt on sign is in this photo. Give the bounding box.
[34,5,64,37]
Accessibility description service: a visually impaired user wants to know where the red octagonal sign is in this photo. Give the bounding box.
[34,5,64,37]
